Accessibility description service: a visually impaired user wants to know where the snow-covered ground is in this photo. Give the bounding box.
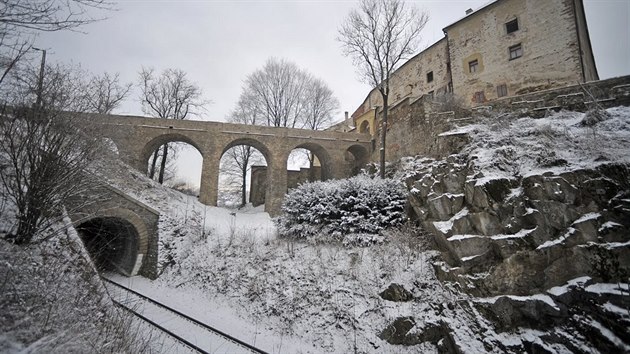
[92,106,630,353]
[2,106,629,353]
[103,192,450,353]
[438,106,630,179]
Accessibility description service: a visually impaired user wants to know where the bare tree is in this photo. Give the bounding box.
[244,58,309,128]
[138,67,207,184]
[241,58,339,130]
[2,61,129,115]
[4,61,89,111]
[226,59,339,203]
[338,0,428,178]
[147,141,180,183]
[0,97,100,245]
[302,77,339,168]
[302,77,340,131]
[221,95,264,207]
[0,0,112,86]
[85,72,132,114]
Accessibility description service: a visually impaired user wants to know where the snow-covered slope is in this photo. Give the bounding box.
[3,107,628,353]
[92,107,629,353]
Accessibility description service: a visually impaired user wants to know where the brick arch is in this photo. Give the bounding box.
[140,133,204,168]
[346,144,370,176]
[221,137,273,166]
[78,208,149,276]
[290,142,333,180]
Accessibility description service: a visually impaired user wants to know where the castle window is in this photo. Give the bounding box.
[474,91,485,103]
[469,59,479,73]
[428,90,434,99]
[497,84,508,98]
[509,43,523,60]
[427,71,433,83]
[506,19,519,34]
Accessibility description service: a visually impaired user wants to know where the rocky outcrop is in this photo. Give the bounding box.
[379,317,458,352]
[405,157,630,297]
[379,283,413,302]
[392,107,630,353]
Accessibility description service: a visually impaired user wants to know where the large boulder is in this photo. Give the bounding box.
[529,200,580,233]
[447,234,492,259]
[441,170,466,194]
[379,317,457,351]
[378,316,416,345]
[379,283,413,302]
[523,176,578,204]
[427,193,464,221]
[464,179,490,210]
[476,295,565,331]
[469,211,503,236]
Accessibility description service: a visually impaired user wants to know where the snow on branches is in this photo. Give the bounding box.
[276,175,407,243]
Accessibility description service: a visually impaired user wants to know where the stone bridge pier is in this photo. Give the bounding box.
[87,114,372,215]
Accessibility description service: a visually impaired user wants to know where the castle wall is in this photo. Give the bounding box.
[353,38,451,119]
[572,0,599,82]
[445,0,587,106]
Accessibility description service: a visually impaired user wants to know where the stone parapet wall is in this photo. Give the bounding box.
[475,75,630,116]
[375,75,630,163]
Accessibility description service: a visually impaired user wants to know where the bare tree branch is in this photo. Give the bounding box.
[0,0,114,86]
[85,72,132,114]
[337,0,428,177]
[222,58,339,205]
[138,67,209,184]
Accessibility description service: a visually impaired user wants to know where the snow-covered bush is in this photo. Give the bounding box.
[276,175,407,241]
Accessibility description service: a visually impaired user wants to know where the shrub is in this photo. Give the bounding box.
[276,175,407,241]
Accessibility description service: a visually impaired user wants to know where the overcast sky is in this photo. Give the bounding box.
[35,0,629,123]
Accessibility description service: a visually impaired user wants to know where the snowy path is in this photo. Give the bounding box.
[105,278,261,354]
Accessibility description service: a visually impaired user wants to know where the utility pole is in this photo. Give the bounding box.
[32,47,46,108]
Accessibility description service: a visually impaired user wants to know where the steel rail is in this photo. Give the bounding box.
[103,277,268,354]
[111,298,209,354]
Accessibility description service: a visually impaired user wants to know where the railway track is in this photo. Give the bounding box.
[102,277,268,354]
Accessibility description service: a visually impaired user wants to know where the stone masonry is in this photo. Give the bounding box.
[84,113,372,215]
[67,182,160,279]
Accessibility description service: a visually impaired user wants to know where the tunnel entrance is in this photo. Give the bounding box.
[76,217,139,275]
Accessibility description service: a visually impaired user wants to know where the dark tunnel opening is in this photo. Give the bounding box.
[76,217,139,275]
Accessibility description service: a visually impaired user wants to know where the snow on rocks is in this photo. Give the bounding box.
[50,106,627,353]
[393,107,630,352]
[401,108,630,297]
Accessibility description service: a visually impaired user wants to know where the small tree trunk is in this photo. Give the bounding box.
[14,202,41,244]
[240,150,250,207]
[380,94,388,179]
[241,165,247,207]
[308,152,316,181]
[149,149,159,179]
[158,143,168,184]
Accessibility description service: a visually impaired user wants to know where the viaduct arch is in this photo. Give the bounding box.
[86,113,373,215]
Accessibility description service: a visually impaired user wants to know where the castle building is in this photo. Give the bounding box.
[351,0,598,136]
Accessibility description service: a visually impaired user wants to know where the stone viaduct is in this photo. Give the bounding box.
[67,114,370,279]
[85,113,373,215]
